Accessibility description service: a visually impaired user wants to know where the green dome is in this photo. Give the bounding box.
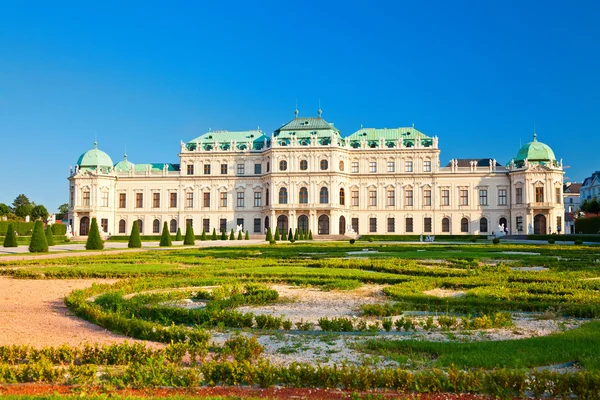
[114,154,135,172]
[77,142,114,170]
[514,134,556,165]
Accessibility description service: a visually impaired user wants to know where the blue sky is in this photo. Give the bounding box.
[1,1,599,211]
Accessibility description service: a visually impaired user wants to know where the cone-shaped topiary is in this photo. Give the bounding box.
[3,224,18,247]
[245,230,249,240]
[220,230,227,240]
[294,228,299,241]
[211,228,217,240]
[201,229,207,241]
[288,228,293,242]
[281,228,287,241]
[45,226,55,246]
[237,231,243,240]
[159,222,172,247]
[128,221,142,248]
[229,229,235,240]
[175,227,183,241]
[85,218,104,250]
[308,230,313,240]
[274,227,280,241]
[265,226,272,241]
[184,223,195,245]
[29,220,48,253]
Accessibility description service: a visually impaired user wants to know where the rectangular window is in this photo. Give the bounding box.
[351,161,359,173]
[236,218,244,231]
[254,192,262,207]
[479,189,488,206]
[170,192,177,208]
[498,189,507,206]
[406,217,414,233]
[351,190,359,206]
[424,189,432,206]
[555,188,561,204]
[369,162,377,173]
[237,192,245,208]
[424,217,432,233]
[254,163,262,175]
[119,193,126,208]
[186,192,193,208]
[387,190,395,206]
[135,193,143,208]
[187,164,194,175]
[203,192,210,208]
[351,217,359,234]
[387,217,395,232]
[82,191,90,206]
[203,218,210,233]
[424,160,431,172]
[405,161,413,172]
[557,216,562,232]
[516,187,523,204]
[460,189,469,206]
[119,220,126,233]
[220,192,227,207]
[369,217,377,232]
[405,189,413,206]
[369,190,377,206]
[203,164,211,175]
[101,192,109,207]
[253,218,261,233]
[221,164,228,174]
[237,163,245,175]
[387,161,395,173]
[219,218,227,233]
[101,218,108,233]
[441,189,449,206]
[536,187,544,203]
[153,192,160,208]
[516,216,523,232]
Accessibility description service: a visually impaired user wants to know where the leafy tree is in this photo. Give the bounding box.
[237,230,243,240]
[229,229,235,240]
[281,227,287,240]
[14,204,32,219]
[45,225,55,246]
[85,218,104,250]
[175,227,183,241]
[128,221,142,248]
[29,220,48,252]
[308,230,313,240]
[288,228,293,242]
[184,223,195,245]
[3,224,17,247]
[12,194,31,211]
[31,205,49,221]
[274,227,280,241]
[159,222,172,247]
[220,230,227,240]
[245,230,249,240]
[0,203,10,216]
[265,226,272,241]
[200,229,207,241]
[590,198,600,215]
[211,228,217,240]
[294,228,299,241]
[56,203,69,220]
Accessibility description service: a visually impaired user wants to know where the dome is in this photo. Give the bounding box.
[114,154,135,172]
[76,142,114,170]
[514,134,556,165]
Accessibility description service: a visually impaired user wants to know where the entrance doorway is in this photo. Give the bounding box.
[534,214,546,234]
[499,217,508,234]
[318,215,330,235]
[277,215,288,233]
[339,216,346,235]
[298,215,308,234]
[79,217,90,236]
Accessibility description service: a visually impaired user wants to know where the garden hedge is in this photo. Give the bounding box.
[0,221,34,236]
[575,217,600,235]
[526,234,600,243]
[359,234,489,242]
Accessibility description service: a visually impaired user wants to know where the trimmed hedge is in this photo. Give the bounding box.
[128,221,142,248]
[0,221,34,236]
[45,226,55,246]
[85,217,104,250]
[3,224,17,247]
[526,234,600,243]
[29,220,48,252]
[360,234,489,242]
[159,222,172,247]
[50,223,67,235]
[575,217,600,235]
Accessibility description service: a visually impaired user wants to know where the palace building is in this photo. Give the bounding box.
[68,110,565,238]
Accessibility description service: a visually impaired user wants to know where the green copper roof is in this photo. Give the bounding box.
[186,130,267,151]
[514,134,556,165]
[114,154,135,172]
[346,127,433,148]
[77,142,114,170]
[273,113,341,145]
[133,163,178,172]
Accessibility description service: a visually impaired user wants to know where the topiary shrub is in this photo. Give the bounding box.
[269,239,276,245]
[349,239,356,244]
[200,229,207,241]
[184,223,195,245]
[492,237,500,245]
[211,228,217,240]
[159,222,172,247]
[175,228,183,241]
[281,228,287,241]
[274,227,280,241]
[50,224,67,235]
[85,218,104,250]
[3,224,18,247]
[245,230,249,240]
[29,220,48,253]
[368,237,374,242]
[128,221,142,248]
[220,230,227,240]
[237,231,243,240]
[308,230,313,240]
[288,228,293,242]
[265,226,272,241]
[229,229,235,240]
[45,226,55,246]
[548,238,555,244]
[574,239,583,245]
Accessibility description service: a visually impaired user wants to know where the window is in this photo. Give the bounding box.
[279,160,287,171]
[369,162,377,173]
[320,159,328,170]
[153,219,160,234]
[137,219,144,234]
[300,160,308,170]
[185,219,193,231]
[220,192,227,207]
[405,161,413,172]
[237,192,245,207]
[187,164,194,175]
[441,190,449,206]
[119,219,126,234]
[266,189,269,206]
[339,160,344,171]
[516,187,523,204]
[369,190,377,206]
[221,164,228,174]
[153,193,160,208]
[387,217,395,232]
[369,217,377,232]
[351,190,359,206]
[254,192,262,207]
[387,190,395,206]
[498,189,507,206]
[479,189,488,206]
[219,218,227,233]
[351,161,359,173]
[101,192,109,207]
[320,187,329,204]
[405,189,413,206]
[339,188,345,205]
[82,191,90,206]
[236,218,244,231]
[442,217,450,232]
[424,190,432,206]
[480,217,488,233]
[186,192,193,208]
[424,160,431,172]
[387,161,395,173]
[535,187,544,203]
[237,163,245,175]
[101,218,108,233]
[461,218,469,232]
[203,219,210,233]
[557,216,562,232]
[406,217,413,233]
[203,192,210,208]
[170,219,177,233]
[203,164,211,175]
[170,193,177,208]
[299,187,308,204]
[135,193,143,208]
[119,193,127,208]
[424,217,432,233]
[254,164,262,175]
[279,188,288,204]
[266,162,270,172]
[351,218,359,234]
[460,189,469,206]
[254,218,261,233]
[555,188,561,204]
[516,216,523,232]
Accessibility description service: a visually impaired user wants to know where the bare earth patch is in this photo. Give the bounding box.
[423,288,466,298]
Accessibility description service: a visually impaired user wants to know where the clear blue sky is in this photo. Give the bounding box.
[1,1,599,212]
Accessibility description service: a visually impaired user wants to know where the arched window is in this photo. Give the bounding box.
[318,215,330,235]
[461,218,469,233]
[153,219,160,234]
[264,216,270,232]
[79,217,90,236]
[339,188,345,205]
[298,215,309,233]
[320,187,329,204]
[170,219,177,233]
[119,219,126,234]
[339,216,346,234]
[279,187,288,204]
[320,159,328,170]
[339,160,344,171]
[442,217,450,233]
[277,215,288,233]
[137,219,144,234]
[266,162,270,172]
[299,187,308,204]
[279,160,287,171]
[300,160,308,170]
[480,217,488,233]
[266,188,269,206]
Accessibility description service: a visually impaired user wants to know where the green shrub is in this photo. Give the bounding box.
[184,223,195,245]
[274,227,280,241]
[318,317,353,332]
[574,239,583,245]
[229,229,235,240]
[574,216,600,234]
[159,222,172,247]
[349,239,355,244]
[50,224,67,235]
[175,228,183,241]
[29,220,48,253]
[237,231,242,240]
[211,228,217,240]
[368,237,374,242]
[548,238,555,244]
[222,335,263,362]
[200,229,207,241]
[492,237,500,244]
[269,239,276,245]
[245,230,249,240]
[45,226,55,246]
[265,226,272,241]
[281,228,287,241]
[294,228,299,241]
[220,230,227,240]
[382,318,393,332]
[0,221,34,236]
[85,218,104,250]
[308,230,313,240]
[128,221,142,248]
[3,223,18,247]
[288,228,293,242]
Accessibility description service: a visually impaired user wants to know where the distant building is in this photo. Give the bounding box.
[580,171,600,201]
[563,182,582,234]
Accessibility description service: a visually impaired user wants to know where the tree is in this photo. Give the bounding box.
[86,218,104,250]
[31,205,49,221]
[237,230,243,240]
[128,221,142,248]
[14,204,32,219]
[220,230,227,240]
[288,228,293,242]
[184,223,195,245]
[159,222,172,247]
[581,199,590,213]
[245,230,249,240]
[12,194,31,211]
[211,228,217,240]
[265,226,272,241]
[200,229,207,241]
[281,228,287,241]
[294,228,299,241]
[590,198,600,215]
[29,220,48,252]
[308,230,313,240]
[56,203,69,220]
[229,229,235,240]
[175,227,183,241]
[274,227,280,241]
[45,225,55,246]
[0,203,10,216]
[3,224,17,247]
